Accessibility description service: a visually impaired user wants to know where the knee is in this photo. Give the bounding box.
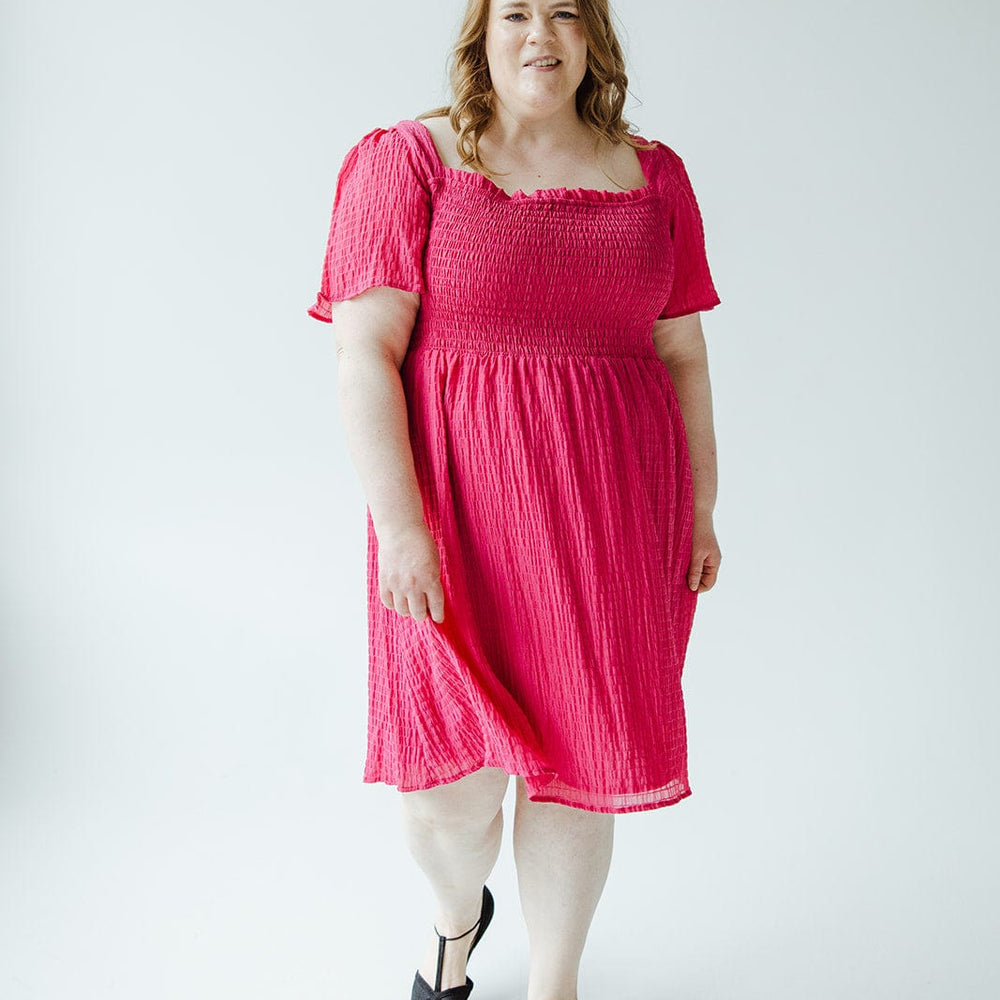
[400,766,510,833]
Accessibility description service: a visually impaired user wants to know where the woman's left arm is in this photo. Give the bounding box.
[651,312,722,593]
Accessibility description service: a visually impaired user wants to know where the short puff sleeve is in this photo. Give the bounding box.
[307,126,431,323]
[656,145,722,320]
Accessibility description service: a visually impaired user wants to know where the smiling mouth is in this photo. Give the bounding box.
[525,59,561,68]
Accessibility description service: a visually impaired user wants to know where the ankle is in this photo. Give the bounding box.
[431,896,485,938]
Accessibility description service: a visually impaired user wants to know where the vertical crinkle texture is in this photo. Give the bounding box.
[307,118,721,813]
[307,127,431,323]
[655,145,723,320]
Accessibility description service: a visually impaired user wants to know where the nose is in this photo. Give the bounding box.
[527,15,556,44]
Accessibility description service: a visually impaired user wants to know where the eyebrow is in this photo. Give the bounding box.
[498,2,580,9]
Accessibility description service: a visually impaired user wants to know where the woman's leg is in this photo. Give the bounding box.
[399,765,510,990]
[513,777,615,1000]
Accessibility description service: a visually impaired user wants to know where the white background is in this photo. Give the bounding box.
[2,1,998,997]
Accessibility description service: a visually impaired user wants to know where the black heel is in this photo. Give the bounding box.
[411,885,494,1000]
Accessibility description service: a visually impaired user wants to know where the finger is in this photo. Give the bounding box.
[392,591,410,617]
[427,581,446,624]
[408,591,429,622]
[688,556,704,592]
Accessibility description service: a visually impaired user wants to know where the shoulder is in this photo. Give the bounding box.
[631,134,695,194]
[412,115,461,167]
[338,120,437,189]
[347,119,439,176]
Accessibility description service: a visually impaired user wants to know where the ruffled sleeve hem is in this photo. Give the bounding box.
[658,292,722,321]
[307,294,332,323]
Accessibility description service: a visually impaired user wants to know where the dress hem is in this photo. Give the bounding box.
[362,762,693,815]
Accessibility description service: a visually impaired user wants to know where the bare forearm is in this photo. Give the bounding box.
[336,350,425,539]
[661,351,718,516]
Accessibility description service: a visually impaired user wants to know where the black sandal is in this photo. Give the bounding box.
[411,885,495,1000]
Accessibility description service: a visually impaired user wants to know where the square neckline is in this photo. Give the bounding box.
[404,118,655,203]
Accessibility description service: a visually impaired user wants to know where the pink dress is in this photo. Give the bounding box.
[307,118,721,813]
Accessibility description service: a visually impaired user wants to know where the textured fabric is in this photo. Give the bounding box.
[308,118,721,813]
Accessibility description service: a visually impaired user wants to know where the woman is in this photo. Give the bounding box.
[307,1,723,997]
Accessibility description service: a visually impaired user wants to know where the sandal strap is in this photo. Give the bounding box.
[432,916,481,941]
[431,914,481,991]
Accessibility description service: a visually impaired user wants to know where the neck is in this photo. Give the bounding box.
[484,101,594,157]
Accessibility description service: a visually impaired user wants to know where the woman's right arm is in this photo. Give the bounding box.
[330,286,445,624]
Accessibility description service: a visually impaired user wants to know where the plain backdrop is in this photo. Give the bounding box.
[2,1,998,997]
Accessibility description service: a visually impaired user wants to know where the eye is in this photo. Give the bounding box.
[554,10,579,18]
[504,12,527,20]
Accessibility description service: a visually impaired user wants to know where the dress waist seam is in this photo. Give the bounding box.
[407,342,659,359]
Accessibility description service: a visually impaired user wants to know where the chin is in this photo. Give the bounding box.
[517,88,578,109]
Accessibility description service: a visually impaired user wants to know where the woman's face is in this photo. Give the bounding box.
[484,1,589,119]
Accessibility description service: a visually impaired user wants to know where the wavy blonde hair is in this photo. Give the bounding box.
[416,0,655,179]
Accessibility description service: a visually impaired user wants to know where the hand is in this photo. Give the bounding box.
[376,521,446,623]
[688,510,721,593]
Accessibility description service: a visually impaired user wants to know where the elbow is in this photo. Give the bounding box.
[334,335,405,373]
[651,313,707,367]
[330,287,420,369]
